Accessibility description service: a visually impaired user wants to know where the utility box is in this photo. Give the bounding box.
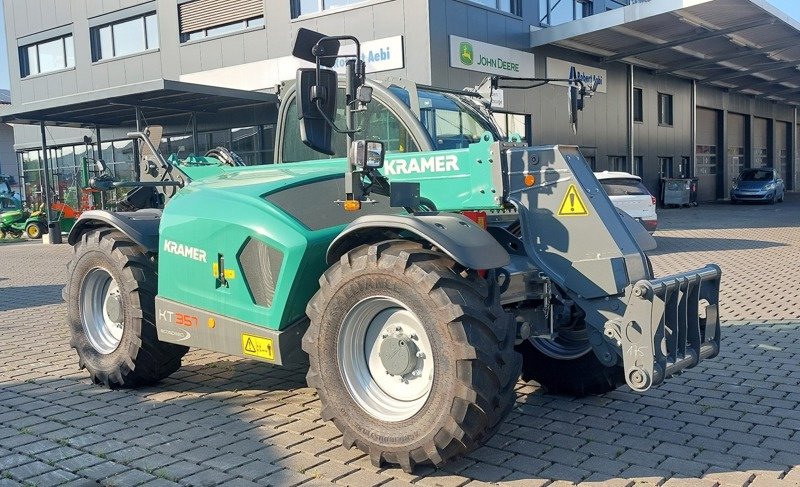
[663,178,691,207]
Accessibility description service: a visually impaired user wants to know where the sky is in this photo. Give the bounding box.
[0,0,797,92]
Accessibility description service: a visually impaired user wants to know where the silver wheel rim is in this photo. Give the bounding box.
[80,268,124,355]
[338,296,434,422]
[530,324,592,360]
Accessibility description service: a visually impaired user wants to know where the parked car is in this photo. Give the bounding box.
[730,168,785,204]
[595,171,658,233]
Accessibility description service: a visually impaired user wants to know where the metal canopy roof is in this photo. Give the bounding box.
[1,79,278,128]
[531,0,800,105]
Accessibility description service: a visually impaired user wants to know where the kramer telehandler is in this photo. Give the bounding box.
[64,30,721,471]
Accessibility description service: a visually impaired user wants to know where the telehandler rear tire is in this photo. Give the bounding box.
[303,240,520,473]
[518,337,624,396]
[65,228,188,388]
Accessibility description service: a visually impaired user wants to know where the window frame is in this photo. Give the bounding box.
[540,0,593,26]
[90,12,159,62]
[657,92,673,127]
[633,87,643,123]
[179,16,264,43]
[19,34,75,78]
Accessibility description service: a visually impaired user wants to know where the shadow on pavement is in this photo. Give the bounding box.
[649,236,786,255]
[0,284,64,311]
[1,321,800,485]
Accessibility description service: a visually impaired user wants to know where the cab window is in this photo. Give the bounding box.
[281,90,418,163]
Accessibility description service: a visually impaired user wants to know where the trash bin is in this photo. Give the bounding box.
[689,177,699,206]
[662,178,692,207]
[46,221,63,245]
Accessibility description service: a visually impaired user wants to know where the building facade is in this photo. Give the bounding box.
[2,0,798,206]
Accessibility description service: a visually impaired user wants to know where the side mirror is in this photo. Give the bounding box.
[350,140,385,170]
[292,28,340,68]
[95,159,109,173]
[297,68,338,155]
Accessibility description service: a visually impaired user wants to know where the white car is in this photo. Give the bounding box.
[595,171,658,234]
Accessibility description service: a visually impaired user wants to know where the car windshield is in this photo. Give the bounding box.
[739,169,773,182]
[600,178,651,196]
[389,86,500,150]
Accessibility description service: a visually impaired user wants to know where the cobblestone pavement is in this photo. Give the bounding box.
[0,196,799,487]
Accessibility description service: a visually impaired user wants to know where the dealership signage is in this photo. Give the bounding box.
[449,36,535,78]
[180,36,404,91]
[546,58,607,94]
[333,36,404,73]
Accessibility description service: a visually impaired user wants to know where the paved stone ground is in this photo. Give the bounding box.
[0,196,799,487]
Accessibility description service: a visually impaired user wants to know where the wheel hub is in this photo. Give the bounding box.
[338,297,434,422]
[104,293,123,324]
[379,333,418,377]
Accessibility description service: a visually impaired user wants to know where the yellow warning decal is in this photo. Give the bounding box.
[241,334,275,361]
[212,263,236,280]
[557,184,589,216]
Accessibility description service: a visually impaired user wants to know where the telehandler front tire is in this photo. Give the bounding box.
[65,228,188,388]
[303,240,520,472]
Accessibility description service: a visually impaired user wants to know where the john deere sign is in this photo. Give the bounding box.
[449,36,535,77]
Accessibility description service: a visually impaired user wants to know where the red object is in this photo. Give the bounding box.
[651,195,657,207]
[461,210,488,229]
[642,219,658,232]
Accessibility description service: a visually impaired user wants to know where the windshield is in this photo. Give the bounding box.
[600,178,651,196]
[739,169,774,182]
[389,86,500,150]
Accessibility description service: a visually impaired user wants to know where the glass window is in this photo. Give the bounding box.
[282,93,417,163]
[609,156,627,172]
[145,14,159,50]
[417,90,499,150]
[658,93,673,126]
[633,87,643,123]
[540,0,591,25]
[113,18,147,57]
[291,0,519,18]
[20,34,74,77]
[659,157,673,178]
[92,14,158,61]
[600,178,650,196]
[633,155,643,176]
[180,16,264,43]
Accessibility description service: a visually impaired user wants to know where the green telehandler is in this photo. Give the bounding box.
[64,30,721,471]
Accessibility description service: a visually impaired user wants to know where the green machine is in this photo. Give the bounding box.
[64,30,722,471]
[0,175,47,239]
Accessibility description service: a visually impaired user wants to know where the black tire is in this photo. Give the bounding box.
[25,222,45,239]
[65,228,188,388]
[518,338,624,396]
[770,194,777,205]
[303,240,520,472]
[518,256,655,396]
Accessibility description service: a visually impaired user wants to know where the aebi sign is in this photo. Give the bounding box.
[449,36,535,78]
[546,58,607,94]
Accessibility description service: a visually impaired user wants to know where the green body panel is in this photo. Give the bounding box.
[1,210,24,225]
[158,137,502,331]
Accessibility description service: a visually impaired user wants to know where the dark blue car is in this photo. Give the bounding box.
[730,168,785,204]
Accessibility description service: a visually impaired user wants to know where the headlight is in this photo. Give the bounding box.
[764,182,776,190]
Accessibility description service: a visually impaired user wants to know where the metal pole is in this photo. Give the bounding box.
[691,80,697,178]
[793,107,798,191]
[628,64,634,174]
[40,122,53,223]
[192,113,199,155]
[134,107,142,181]
[96,125,105,210]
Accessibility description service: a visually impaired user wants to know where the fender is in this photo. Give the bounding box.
[328,213,510,270]
[67,209,162,252]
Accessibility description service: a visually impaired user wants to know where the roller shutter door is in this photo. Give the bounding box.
[695,108,719,201]
[753,117,769,168]
[727,113,745,195]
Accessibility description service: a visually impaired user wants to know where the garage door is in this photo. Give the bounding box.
[727,113,745,195]
[695,108,719,201]
[776,121,789,180]
[753,117,769,168]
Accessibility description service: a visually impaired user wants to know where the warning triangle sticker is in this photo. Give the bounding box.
[244,338,257,353]
[558,184,589,216]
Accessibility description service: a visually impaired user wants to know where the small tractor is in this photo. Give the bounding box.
[64,30,721,471]
[0,175,47,239]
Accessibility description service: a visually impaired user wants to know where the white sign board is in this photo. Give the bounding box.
[546,58,607,93]
[449,35,535,78]
[180,36,404,92]
[491,88,504,109]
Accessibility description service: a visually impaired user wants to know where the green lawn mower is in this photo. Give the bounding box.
[0,204,47,239]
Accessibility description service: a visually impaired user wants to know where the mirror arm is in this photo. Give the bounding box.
[314,99,360,134]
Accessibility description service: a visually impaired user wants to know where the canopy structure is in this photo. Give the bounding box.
[1,79,277,128]
[531,0,800,105]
